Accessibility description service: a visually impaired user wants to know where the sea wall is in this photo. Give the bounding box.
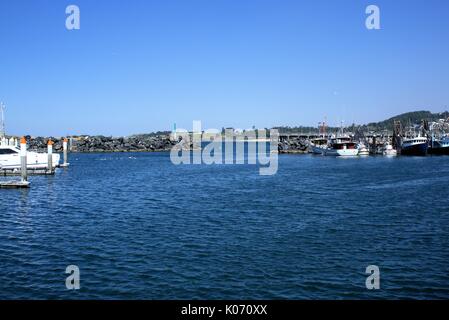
[27,135,176,153]
[24,135,309,153]
[278,136,309,153]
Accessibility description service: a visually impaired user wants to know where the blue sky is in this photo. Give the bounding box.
[0,0,448,136]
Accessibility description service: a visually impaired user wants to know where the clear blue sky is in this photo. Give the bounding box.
[1,0,448,136]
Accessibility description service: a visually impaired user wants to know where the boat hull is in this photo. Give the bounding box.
[428,146,449,155]
[383,150,397,157]
[311,145,325,155]
[358,148,370,156]
[400,143,428,156]
[324,148,359,157]
[0,152,60,170]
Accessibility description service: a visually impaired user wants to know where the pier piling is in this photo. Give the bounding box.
[20,137,28,182]
[47,139,54,173]
[60,138,70,167]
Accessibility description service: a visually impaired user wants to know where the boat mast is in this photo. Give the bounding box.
[0,102,5,138]
[318,119,327,138]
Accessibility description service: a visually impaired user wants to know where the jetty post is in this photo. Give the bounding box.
[47,139,54,173]
[20,137,28,182]
[61,138,69,167]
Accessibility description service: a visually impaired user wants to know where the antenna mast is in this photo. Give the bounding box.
[0,102,5,137]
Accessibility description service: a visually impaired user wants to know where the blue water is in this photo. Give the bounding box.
[1,153,449,299]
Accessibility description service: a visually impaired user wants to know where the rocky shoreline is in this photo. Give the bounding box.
[25,135,176,153]
[278,136,309,154]
[23,134,309,154]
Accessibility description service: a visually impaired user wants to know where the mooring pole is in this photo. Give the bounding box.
[63,138,68,166]
[20,137,27,182]
[47,139,54,173]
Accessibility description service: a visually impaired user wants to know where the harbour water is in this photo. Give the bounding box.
[1,153,449,299]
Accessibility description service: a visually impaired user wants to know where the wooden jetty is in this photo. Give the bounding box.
[0,180,30,189]
[0,168,55,176]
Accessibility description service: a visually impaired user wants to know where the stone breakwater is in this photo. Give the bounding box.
[278,136,309,154]
[24,134,309,153]
[27,135,176,153]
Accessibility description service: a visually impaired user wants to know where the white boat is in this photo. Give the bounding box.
[309,138,328,155]
[0,143,60,170]
[358,143,370,156]
[0,103,60,170]
[382,143,397,157]
[324,136,359,157]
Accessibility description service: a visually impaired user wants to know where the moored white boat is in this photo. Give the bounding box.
[357,143,370,156]
[0,143,60,170]
[324,136,359,157]
[0,103,60,170]
[382,143,397,156]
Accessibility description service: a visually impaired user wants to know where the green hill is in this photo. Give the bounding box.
[273,110,449,134]
[363,110,449,131]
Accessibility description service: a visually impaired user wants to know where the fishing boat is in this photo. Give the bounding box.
[309,120,329,154]
[382,143,397,157]
[309,138,328,155]
[400,136,428,156]
[324,136,359,156]
[428,135,449,155]
[323,122,358,157]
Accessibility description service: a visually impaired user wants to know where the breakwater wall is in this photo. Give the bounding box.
[20,134,309,153]
[26,135,176,153]
[278,136,309,153]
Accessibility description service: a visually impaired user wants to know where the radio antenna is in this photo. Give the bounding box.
[0,102,5,137]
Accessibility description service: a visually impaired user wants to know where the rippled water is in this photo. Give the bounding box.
[1,153,449,299]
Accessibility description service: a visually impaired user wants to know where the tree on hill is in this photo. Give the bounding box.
[362,110,449,131]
